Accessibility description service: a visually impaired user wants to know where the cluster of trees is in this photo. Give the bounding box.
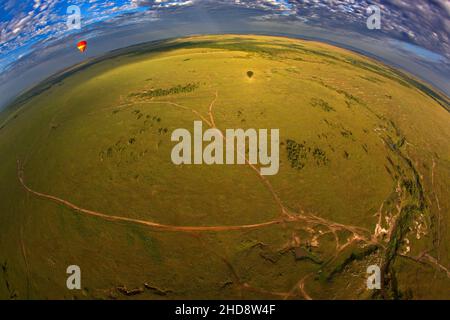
[286,139,330,170]
[158,127,168,135]
[312,147,329,166]
[340,128,353,138]
[286,139,308,170]
[131,82,200,99]
[310,98,335,112]
[100,108,167,163]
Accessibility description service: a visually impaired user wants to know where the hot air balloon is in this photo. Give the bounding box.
[77,40,87,53]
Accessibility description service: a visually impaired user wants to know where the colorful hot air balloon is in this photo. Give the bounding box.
[77,40,87,53]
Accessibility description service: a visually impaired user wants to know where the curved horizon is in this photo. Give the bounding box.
[1,1,449,109]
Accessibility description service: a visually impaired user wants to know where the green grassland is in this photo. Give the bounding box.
[0,34,449,299]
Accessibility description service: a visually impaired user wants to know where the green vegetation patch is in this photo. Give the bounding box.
[286,139,308,170]
[310,98,335,112]
[286,139,330,170]
[130,82,200,99]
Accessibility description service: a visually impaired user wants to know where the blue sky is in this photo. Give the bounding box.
[0,0,449,108]
[0,0,146,72]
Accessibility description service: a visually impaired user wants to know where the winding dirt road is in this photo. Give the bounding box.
[18,160,286,233]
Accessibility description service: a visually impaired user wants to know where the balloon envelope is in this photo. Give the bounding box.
[77,41,87,53]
